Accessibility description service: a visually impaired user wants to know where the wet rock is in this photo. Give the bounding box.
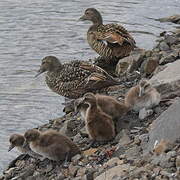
[150,60,180,95]
[104,157,123,168]
[158,15,180,24]
[146,98,180,153]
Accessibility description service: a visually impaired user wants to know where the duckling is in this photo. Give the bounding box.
[79,8,136,64]
[35,56,120,99]
[75,94,129,121]
[8,134,42,159]
[81,93,115,145]
[125,79,161,112]
[24,129,80,162]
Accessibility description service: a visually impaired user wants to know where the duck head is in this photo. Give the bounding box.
[35,56,62,77]
[79,8,103,25]
[9,134,25,151]
[24,129,40,144]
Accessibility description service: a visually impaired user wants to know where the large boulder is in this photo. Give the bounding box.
[146,98,180,153]
[150,59,180,95]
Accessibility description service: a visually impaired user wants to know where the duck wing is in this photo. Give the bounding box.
[95,24,136,47]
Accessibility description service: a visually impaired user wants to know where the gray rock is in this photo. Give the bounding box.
[150,60,180,95]
[165,35,178,45]
[158,15,180,24]
[146,98,180,153]
[95,164,135,180]
[159,41,170,51]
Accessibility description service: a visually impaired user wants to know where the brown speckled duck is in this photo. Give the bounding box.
[36,56,120,99]
[81,93,115,145]
[8,134,42,159]
[79,8,136,64]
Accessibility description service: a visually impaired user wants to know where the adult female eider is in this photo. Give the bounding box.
[79,8,136,64]
[35,56,120,99]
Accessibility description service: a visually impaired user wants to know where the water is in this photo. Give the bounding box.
[0,0,179,171]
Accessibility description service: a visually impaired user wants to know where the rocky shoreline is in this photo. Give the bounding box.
[1,22,180,180]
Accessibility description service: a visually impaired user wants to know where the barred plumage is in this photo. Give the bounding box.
[80,8,136,64]
[36,56,120,99]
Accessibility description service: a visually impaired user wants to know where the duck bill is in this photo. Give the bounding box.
[79,15,87,21]
[35,69,45,78]
[8,144,15,152]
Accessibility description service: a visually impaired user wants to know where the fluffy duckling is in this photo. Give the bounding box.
[75,94,129,121]
[81,93,115,144]
[125,79,161,112]
[35,56,120,99]
[8,134,42,159]
[79,8,136,64]
[24,129,80,162]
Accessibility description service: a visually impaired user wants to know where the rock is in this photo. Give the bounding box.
[165,34,178,45]
[116,129,131,145]
[143,58,159,75]
[159,41,170,51]
[153,139,173,155]
[146,98,180,153]
[68,164,79,177]
[71,154,82,163]
[159,52,179,65]
[59,120,78,136]
[158,15,180,24]
[139,108,153,120]
[176,156,180,169]
[104,157,123,168]
[115,49,145,76]
[150,60,180,95]
[95,164,135,180]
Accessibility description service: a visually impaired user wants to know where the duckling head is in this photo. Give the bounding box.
[139,79,152,97]
[82,93,97,106]
[74,97,89,113]
[24,129,40,143]
[9,134,25,151]
[35,56,62,77]
[79,8,103,25]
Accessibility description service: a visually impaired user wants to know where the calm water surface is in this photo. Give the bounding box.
[0,0,179,171]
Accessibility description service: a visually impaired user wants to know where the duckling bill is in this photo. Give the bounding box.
[35,56,120,99]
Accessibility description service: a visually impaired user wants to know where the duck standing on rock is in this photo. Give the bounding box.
[35,56,120,99]
[75,93,129,121]
[80,93,115,146]
[24,129,80,162]
[8,134,42,159]
[79,8,136,64]
[125,79,161,119]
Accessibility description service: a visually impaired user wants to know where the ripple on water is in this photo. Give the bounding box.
[0,0,179,171]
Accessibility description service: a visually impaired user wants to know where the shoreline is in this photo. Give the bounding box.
[1,21,180,180]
